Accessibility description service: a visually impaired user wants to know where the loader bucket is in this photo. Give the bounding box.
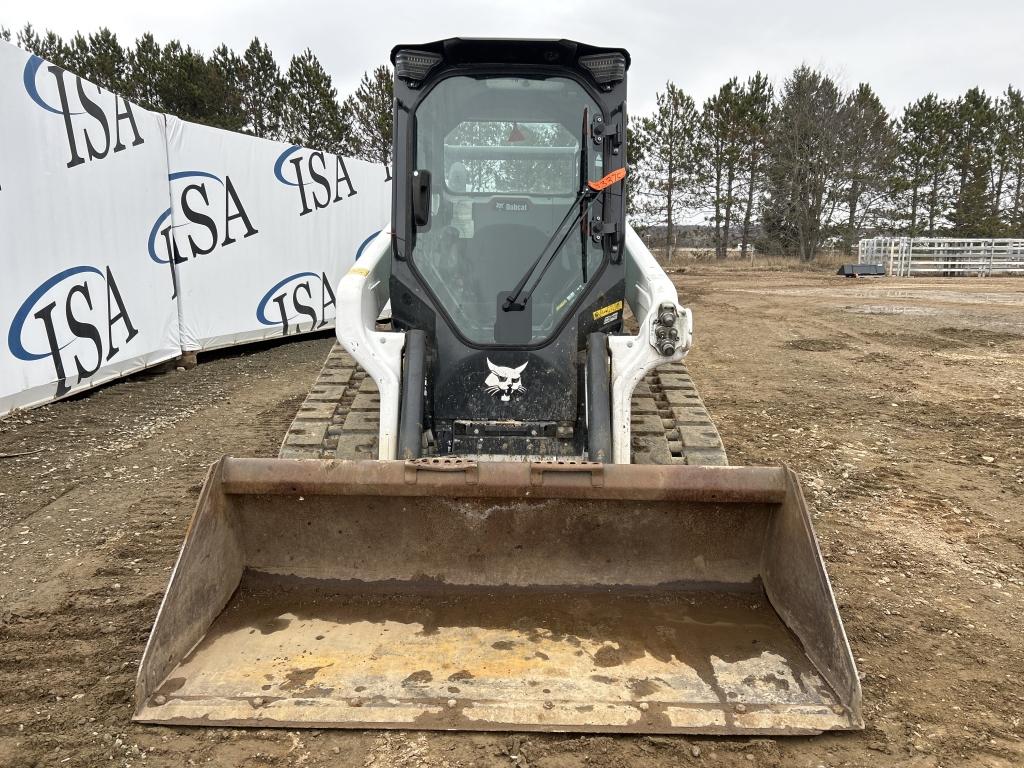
[135,458,862,735]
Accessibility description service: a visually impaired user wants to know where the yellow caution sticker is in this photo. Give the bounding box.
[347,266,370,277]
[592,300,623,321]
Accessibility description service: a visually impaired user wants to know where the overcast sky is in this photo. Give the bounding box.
[7,0,1023,115]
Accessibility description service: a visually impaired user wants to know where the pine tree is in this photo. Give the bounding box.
[632,82,700,256]
[209,44,246,131]
[63,33,90,78]
[16,24,72,71]
[83,27,128,93]
[949,87,998,235]
[899,95,957,236]
[836,84,893,250]
[284,49,347,152]
[762,66,843,260]
[15,23,41,54]
[893,99,933,235]
[341,65,393,164]
[38,31,71,69]
[126,33,164,111]
[737,73,773,258]
[1,26,9,42]
[990,87,1024,234]
[1000,87,1024,234]
[157,40,231,127]
[239,38,286,139]
[701,78,746,259]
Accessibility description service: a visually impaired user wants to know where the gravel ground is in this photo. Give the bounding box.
[1,270,1022,768]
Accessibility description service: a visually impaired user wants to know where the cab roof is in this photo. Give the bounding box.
[390,38,630,71]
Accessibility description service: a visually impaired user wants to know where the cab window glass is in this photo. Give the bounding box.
[412,76,603,345]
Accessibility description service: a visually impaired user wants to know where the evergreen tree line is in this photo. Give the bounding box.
[3,23,393,165]
[630,68,1024,259]
[5,24,1021,258]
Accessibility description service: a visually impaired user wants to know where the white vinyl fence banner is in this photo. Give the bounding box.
[2,40,393,418]
[160,116,390,351]
[1,42,181,416]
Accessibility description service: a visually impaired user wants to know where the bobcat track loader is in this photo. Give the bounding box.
[135,38,862,735]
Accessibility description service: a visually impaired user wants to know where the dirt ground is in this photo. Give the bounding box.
[1,268,1022,768]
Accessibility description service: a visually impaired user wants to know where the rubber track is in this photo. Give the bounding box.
[281,343,727,466]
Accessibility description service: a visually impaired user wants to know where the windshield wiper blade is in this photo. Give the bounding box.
[579,107,590,286]
[505,199,595,311]
[502,107,591,314]
[501,102,627,313]
[501,165,628,313]
[502,193,589,312]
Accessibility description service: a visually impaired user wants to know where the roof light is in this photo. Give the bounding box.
[578,53,626,85]
[394,50,442,86]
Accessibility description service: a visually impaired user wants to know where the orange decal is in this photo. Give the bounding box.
[587,167,627,192]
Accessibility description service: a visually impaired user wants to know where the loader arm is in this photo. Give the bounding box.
[334,229,403,460]
[609,226,693,463]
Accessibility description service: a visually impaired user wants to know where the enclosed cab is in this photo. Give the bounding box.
[388,39,632,459]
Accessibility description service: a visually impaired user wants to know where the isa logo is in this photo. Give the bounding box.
[23,55,144,169]
[148,171,259,275]
[8,266,139,397]
[256,272,336,336]
[273,146,357,217]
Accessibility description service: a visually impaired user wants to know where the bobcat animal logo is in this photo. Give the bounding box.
[484,359,527,402]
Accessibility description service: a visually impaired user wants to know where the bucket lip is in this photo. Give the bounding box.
[215,456,793,504]
[134,702,862,734]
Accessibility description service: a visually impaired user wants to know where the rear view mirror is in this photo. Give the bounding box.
[412,169,431,227]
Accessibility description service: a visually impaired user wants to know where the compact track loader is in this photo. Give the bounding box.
[136,38,862,735]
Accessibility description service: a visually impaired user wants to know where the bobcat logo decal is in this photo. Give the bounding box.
[484,359,528,402]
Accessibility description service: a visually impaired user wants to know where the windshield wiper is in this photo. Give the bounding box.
[578,107,590,285]
[502,109,626,312]
[502,194,590,312]
[502,166,627,312]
